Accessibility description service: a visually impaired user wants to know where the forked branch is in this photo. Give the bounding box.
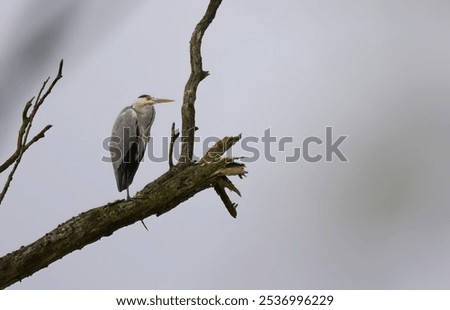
[0,60,63,205]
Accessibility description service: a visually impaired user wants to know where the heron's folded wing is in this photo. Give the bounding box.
[110,107,139,191]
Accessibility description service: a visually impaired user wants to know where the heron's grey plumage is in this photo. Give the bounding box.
[110,94,173,199]
[111,105,155,192]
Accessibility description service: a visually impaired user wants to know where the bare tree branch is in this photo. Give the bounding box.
[0,1,248,289]
[0,60,63,205]
[0,144,246,289]
[214,183,238,218]
[180,0,223,164]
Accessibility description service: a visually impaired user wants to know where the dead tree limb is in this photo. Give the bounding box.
[180,0,222,164]
[0,0,247,289]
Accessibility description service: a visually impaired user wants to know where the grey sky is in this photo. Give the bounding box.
[1,0,450,289]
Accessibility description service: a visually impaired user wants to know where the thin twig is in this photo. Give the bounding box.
[169,122,179,168]
[35,78,50,110]
[140,220,149,231]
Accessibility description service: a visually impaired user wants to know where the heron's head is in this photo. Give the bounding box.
[133,94,174,109]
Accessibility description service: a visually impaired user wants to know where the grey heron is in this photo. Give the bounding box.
[110,94,174,200]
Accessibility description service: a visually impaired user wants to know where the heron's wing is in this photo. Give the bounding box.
[110,107,140,191]
[136,107,155,162]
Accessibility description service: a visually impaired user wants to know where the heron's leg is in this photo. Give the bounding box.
[124,169,131,200]
[128,186,148,231]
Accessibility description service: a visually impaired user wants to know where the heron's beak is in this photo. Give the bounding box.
[152,98,175,105]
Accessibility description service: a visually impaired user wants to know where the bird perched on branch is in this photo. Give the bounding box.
[110,94,174,200]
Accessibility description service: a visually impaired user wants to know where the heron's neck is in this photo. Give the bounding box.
[132,104,154,115]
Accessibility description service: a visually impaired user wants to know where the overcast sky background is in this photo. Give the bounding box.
[1,0,450,289]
